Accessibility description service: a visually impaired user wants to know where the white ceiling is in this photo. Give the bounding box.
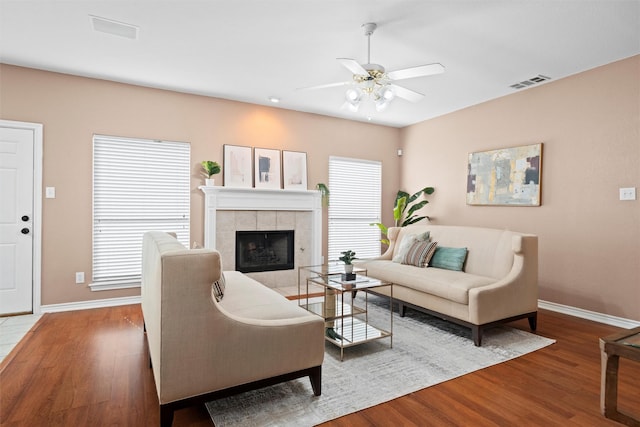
[1,0,639,127]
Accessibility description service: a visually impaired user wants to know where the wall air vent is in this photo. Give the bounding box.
[90,15,139,39]
[510,75,551,90]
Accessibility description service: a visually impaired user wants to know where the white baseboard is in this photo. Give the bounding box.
[538,299,640,329]
[40,295,141,313]
[38,295,639,329]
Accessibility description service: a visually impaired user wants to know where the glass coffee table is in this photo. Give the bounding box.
[299,268,393,361]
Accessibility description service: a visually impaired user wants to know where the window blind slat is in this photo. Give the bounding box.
[328,156,381,261]
[92,135,190,286]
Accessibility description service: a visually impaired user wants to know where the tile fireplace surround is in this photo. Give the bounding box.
[200,186,322,290]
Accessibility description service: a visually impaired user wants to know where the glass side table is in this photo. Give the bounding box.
[599,326,640,426]
[297,263,368,299]
[301,273,392,361]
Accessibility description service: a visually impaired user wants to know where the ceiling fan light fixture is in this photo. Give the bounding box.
[303,21,443,116]
[345,88,361,102]
[380,86,394,101]
[375,99,390,112]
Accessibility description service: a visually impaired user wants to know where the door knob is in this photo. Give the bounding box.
[22,215,30,222]
[21,228,30,235]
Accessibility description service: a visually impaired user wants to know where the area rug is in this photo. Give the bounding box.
[206,295,555,426]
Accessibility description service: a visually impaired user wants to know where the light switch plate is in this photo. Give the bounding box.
[619,187,636,201]
[45,187,56,198]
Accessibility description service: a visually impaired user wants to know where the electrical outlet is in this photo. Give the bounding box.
[619,187,636,201]
[75,272,85,284]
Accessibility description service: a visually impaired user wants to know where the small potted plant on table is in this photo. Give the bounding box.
[338,250,357,281]
[201,160,221,186]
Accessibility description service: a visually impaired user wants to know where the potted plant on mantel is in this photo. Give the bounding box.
[201,161,221,186]
[338,249,357,281]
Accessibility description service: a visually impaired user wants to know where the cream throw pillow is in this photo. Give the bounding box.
[392,231,431,263]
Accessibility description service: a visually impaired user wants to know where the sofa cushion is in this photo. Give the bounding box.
[402,240,438,267]
[218,271,314,320]
[362,260,494,305]
[392,231,430,263]
[430,247,468,271]
[212,272,226,301]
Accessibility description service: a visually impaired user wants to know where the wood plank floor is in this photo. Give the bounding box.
[1,305,638,426]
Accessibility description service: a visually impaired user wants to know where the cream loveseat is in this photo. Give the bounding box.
[141,231,324,426]
[357,225,538,346]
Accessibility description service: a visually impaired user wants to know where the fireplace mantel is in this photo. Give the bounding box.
[199,186,323,266]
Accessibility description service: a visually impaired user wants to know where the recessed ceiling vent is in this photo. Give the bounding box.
[510,75,551,90]
[90,15,138,40]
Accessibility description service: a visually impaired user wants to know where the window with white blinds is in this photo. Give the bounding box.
[328,156,382,262]
[92,135,190,290]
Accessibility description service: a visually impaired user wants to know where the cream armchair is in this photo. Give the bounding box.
[141,231,324,426]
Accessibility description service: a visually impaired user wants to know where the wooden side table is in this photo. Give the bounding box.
[600,326,640,427]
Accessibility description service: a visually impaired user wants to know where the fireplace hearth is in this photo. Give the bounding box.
[236,230,294,273]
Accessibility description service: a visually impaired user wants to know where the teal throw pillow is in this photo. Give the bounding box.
[429,247,468,271]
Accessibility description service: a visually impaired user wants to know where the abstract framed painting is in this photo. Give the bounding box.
[254,148,281,189]
[223,144,252,188]
[466,143,543,206]
[282,150,308,190]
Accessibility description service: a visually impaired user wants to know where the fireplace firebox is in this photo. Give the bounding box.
[235,230,294,273]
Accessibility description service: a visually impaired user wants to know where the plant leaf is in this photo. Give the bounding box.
[406,200,429,217]
[395,191,409,208]
[393,196,406,224]
[402,215,426,227]
[370,222,388,234]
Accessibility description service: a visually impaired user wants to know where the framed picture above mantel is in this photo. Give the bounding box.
[282,150,308,190]
[466,143,543,206]
[223,144,252,188]
[222,145,310,191]
[254,148,281,189]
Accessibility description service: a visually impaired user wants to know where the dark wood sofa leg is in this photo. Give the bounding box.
[309,365,322,396]
[528,313,538,331]
[398,302,406,317]
[160,405,174,427]
[472,326,482,346]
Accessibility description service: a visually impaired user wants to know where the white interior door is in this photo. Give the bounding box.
[0,124,36,315]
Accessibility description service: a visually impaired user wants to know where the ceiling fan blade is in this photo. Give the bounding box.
[337,58,369,76]
[388,83,424,102]
[387,63,445,81]
[297,81,350,91]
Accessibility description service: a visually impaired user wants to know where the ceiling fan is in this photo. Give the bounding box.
[300,22,445,113]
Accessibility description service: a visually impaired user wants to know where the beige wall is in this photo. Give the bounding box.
[400,55,639,321]
[2,57,638,321]
[0,64,401,305]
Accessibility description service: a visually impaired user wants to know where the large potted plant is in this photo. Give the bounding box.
[371,187,434,244]
[201,161,221,186]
